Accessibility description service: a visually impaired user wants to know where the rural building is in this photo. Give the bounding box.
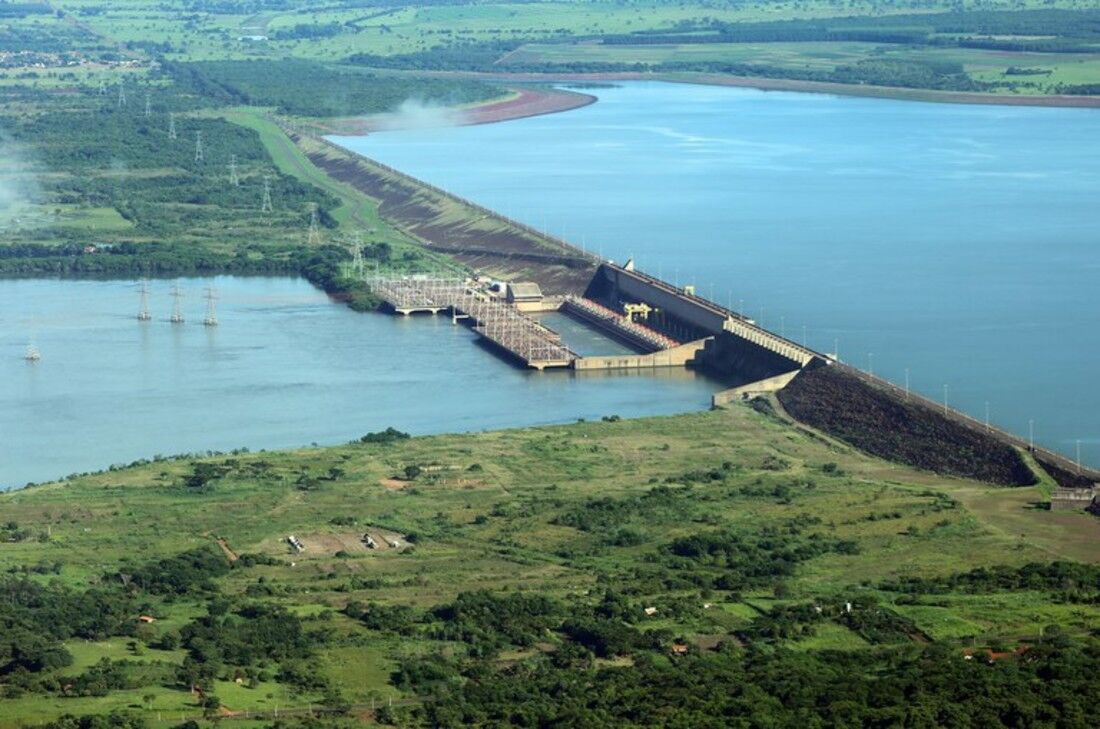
[1049,486,1097,512]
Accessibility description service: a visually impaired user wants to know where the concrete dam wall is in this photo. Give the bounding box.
[583,262,825,389]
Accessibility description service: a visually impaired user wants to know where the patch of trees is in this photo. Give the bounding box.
[881,561,1100,598]
[0,579,136,677]
[431,591,563,656]
[358,427,411,445]
[552,484,692,533]
[122,545,230,595]
[172,59,502,118]
[42,713,147,729]
[602,9,1100,52]
[179,602,312,667]
[271,22,344,41]
[657,525,857,592]
[411,638,1100,727]
[346,601,422,634]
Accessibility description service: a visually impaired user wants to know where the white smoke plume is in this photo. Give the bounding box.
[0,129,39,225]
[373,99,467,131]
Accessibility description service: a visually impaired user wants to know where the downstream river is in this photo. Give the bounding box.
[332,81,1100,465]
[0,277,719,489]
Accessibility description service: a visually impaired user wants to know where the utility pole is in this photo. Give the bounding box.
[98,77,106,96]
[984,401,990,431]
[203,287,218,327]
[260,175,273,214]
[137,280,151,321]
[117,79,126,108]
[1076,440,1082,474]
[942,384,948,414]
[144,91,151,118]
[194,130,204,163]
[170,285,185,324]
[904,368,910,400]
[1028,419,1034,450]
[168,112,177,140]
[228,154,239,187]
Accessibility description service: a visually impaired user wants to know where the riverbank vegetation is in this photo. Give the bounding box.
[0,404,1097,726]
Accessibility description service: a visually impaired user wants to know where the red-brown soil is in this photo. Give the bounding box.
[462,86,596,125]
[313,86,595,136]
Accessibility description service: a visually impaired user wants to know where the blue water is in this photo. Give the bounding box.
[0,277,720,489]
[331,81,1100,465]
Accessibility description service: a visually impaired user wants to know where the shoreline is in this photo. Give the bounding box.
[412,69,1100,110]
[309,86,597,136]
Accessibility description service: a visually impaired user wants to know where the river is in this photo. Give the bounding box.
[0,276,720,489]
[331,81,1100,466]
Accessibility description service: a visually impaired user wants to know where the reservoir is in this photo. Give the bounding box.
[332,81,1100,464]
[0,277,720,490]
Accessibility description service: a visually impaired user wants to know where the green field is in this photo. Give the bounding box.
[1,403,1098,725]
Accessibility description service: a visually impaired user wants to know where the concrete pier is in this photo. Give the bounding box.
[368,276,577,369]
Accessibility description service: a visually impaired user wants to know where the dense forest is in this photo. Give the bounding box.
[169,59,503,117]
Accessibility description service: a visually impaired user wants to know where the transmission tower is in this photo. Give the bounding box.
[228,154,239,187]
[307,203,321,245]
[260,175,273,214]
[194,130,204,163]
[351,230,365,277]
[203,287,218,327]
[144,92,151,118]
[170,285,185,324]
[168,112,177,140]
[117,79,126,108]
[137,280,151,321]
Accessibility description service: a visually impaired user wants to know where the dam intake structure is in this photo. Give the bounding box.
[367,275,575,369]
[366,261,831,395]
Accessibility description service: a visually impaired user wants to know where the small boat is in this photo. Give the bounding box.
[24,345,41,362]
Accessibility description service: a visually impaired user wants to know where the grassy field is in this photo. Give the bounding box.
[1,401,1097,725]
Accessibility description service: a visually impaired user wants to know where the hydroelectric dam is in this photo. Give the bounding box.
[366,259,1100,491]
[367,260,832,405]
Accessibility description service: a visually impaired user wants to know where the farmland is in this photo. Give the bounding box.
[1,402,1098,726]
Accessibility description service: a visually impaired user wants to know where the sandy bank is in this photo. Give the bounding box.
[313,86,597,136]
